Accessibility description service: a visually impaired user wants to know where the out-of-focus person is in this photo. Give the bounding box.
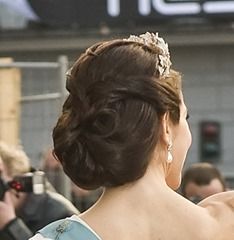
[40,147,66,194]
[0,141,79,240]
[181,162,227,203]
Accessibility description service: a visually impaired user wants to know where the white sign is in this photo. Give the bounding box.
[107,0,234,16]
[0,0,39,20]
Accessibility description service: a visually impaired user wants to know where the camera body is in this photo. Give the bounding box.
[0,171,46,200]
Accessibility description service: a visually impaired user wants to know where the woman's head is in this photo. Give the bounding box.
[53,32,189,190]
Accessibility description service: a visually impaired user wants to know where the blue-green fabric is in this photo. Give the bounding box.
[38,218,100,240]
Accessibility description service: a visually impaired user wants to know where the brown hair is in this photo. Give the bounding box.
[53,39,182,189]
[181,162,226,196]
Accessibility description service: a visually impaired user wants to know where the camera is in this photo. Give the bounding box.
[0,171,46,200]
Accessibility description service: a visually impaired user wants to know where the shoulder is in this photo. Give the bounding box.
[31,216,101,240]
[199,191,234,213]
[198,191,234,239]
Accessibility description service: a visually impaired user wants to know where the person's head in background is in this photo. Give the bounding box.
[0,141,30,179]
[52,32,192,193]
[0,141,30,210]
[41,148,61,171]
[181,162,226,203]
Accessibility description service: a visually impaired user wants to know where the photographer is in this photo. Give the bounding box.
[0,141,79,240]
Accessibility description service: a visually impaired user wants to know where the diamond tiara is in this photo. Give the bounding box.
[124,32,171,77]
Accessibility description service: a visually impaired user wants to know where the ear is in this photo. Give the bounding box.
[161,112,172,145]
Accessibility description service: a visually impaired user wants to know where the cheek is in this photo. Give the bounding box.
[187,120,192,140]
[176,122,192,153]
[182,120,192,149]
[172,123,191,173]
[186,125,192,149]
[166,122,192,190]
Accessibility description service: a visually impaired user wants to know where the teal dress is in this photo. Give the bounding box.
[36,216,101,240]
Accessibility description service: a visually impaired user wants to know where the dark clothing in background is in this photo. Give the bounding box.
[19,191,79,233]
[0,190,79,240]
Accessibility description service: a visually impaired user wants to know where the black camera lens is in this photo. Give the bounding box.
[13,174,33,193]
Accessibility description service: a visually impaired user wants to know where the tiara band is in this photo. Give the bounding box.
[124,32,171,77]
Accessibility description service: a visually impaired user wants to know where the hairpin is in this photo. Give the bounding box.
[124,32,171,77]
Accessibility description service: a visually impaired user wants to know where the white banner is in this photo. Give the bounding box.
[0,0,39,20]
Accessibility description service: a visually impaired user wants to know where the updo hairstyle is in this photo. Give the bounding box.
[53,39,181,189]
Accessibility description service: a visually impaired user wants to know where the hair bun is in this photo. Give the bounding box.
[53,39,181,189]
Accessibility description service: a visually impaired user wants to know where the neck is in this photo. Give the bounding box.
[105,164,169,202]
[83,162,172,219]
[80,164,182,240]
[80,161,208,240]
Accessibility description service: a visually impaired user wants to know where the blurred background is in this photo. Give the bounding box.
[0,0,234,210]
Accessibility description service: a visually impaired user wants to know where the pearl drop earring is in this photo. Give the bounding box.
[167,141,173,163]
